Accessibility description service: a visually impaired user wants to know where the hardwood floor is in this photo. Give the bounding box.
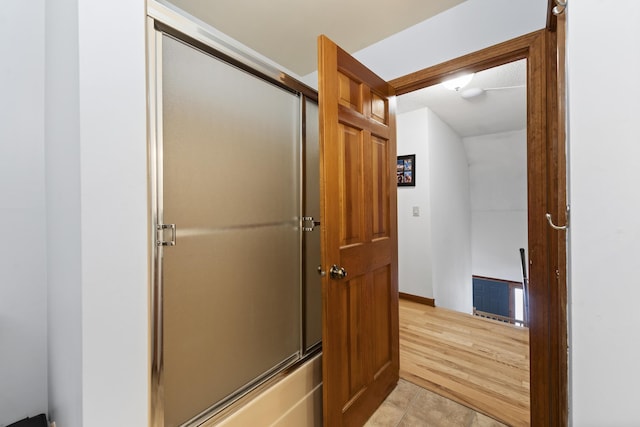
[399,299,530,427]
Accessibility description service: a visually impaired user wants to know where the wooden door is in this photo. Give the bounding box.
[318,35,399,427]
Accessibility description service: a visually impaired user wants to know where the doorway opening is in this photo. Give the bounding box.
[388,28,566,426]
[395,57,530,425]
[396,58,529,325]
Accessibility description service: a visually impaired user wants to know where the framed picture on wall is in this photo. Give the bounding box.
[397,154,415,187]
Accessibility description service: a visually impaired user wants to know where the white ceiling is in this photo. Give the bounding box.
[160,0,467,76]
[397,59,527,137]
[160,0,526,138]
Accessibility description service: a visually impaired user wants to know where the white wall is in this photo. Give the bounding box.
[45,0,83,424]
[427,110,472,314]
[356,0,545,81]
[301,0,546,87]
[397,109,434,298]
[397,117,526,309]
[397,106,476,313]
[567,1,640,425]
[465,130,527,282]
[0,2,48,425]
[396,108,472,312]
[78,2,148,425]
[46,1,149,426]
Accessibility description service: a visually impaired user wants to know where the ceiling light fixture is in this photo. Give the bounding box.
[460,87,485,99]
[441,73,474,91]
[460,84,526,99]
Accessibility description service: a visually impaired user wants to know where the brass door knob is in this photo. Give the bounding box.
[329,264,347,280]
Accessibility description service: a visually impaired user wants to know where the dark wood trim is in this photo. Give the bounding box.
[547,12,569,425]
[391,29,567,426]
[547,0,558,32]
[524,29,551,427]
[399,292,435,307]
[390,31,541,96]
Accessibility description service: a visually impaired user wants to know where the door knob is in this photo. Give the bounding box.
[329,264,347,280]
[317,265,326,277]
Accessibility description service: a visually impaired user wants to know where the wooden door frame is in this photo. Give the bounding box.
[390,28,567,426]
[546,8,568,425]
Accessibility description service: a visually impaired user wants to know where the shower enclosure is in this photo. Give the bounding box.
[148,6,321,426]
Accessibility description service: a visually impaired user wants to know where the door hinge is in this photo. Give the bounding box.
[157,223,176,246]
[302,216,320,232]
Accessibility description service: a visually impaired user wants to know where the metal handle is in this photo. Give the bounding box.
[302,216,320,232]
[545,214,566,231]
[545,205,570,231]
[317,266,326,277]
[329,264,347,280]
[553,0,567,15]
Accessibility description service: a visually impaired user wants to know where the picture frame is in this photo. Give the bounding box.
[397,154,415,187]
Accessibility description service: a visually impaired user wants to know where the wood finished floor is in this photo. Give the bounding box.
[398,299,530,427]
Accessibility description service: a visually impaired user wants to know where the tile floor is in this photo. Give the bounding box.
[364,379,508,427]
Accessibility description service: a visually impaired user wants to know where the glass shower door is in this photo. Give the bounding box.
[303,99,322,351]
[160,35,301,427]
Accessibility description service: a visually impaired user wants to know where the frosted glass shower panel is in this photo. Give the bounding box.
[161,35,301,427]
[304,99,322,350]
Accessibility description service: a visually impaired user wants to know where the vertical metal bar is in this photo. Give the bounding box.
[520,247,530,327]
[148,19,165,427]
[300,95,308,353]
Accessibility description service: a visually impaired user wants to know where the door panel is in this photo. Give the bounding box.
[346,276,367,399]
[339,123,365,246]
[319,35,399,427]
[371,136,390,239]
[372,266,392,373]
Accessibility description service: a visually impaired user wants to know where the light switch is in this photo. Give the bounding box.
[412,206,420,217]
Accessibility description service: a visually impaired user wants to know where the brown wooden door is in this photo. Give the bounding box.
[318,35,399,427]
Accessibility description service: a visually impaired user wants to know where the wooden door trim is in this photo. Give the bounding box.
[398,292,435,307]
[390,31,541,95]
[547,11,568,425]
[390,29,568,426]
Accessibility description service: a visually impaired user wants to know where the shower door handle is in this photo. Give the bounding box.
[302,216,320,232]
[157,224,176,246]
[329,264,347,280]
